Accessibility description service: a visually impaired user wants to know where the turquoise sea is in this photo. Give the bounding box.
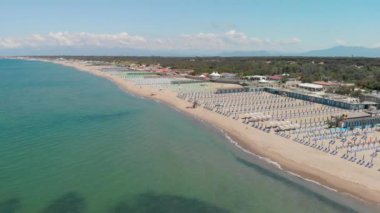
[0,59,377,213]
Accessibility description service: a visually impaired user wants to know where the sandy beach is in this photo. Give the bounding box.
[35,58,380,206]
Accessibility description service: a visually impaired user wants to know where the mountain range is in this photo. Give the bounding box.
[221,46,380,57]
[301,46,380,57]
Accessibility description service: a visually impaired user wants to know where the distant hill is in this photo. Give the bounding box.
[301,46,380,57]
[219,50,273,57]
[218,46,380,58]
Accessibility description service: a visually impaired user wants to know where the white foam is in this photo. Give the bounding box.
[220,129,345,194]
[220,129,283,169]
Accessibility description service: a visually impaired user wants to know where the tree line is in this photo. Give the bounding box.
[42,56,380,90]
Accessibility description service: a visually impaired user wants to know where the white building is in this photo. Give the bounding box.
[298,83,323,91]
[244,75,267,81]
[209,72,221,78]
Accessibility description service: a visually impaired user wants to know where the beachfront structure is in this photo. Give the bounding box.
[204,86,364,110]
[285,80,302,88]
[171,79,206,84]
[215,87,264,94]
[265,87,364,110]
[178,87,379,169]
[340,115,380,129]
[97,64,380,171]
[298,83,324,91]
[312,81,339,88]
[211,78,241,84]
[268,75,285,81]
[198,86,365,110]
[221,73,237,79]
[244,75,267,81]
[360,92,380,108]
[171,69,194,74]
[209,72,221,78]
[180,88,348,125]
[101,67,131,72]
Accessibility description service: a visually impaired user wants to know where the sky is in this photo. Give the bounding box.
[0,0,380,55]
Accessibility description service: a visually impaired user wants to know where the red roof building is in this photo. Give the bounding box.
[268,75,285,81]
[155,68,171,73]
[312,81,339,87]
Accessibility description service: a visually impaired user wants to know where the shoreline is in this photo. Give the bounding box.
[27,58,380,207]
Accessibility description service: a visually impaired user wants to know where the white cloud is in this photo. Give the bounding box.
[0,31,301,51]
[373,43,380,48]
[0,32,147,49]
[284,37,302,44]
[225,30,249,43]
[179,33,226,50]
[223,30,301,48]
[336,39,347,46]
[176,30,301,51]
[0,38,22,49]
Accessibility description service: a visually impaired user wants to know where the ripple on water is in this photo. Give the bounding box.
[0,59,378,213]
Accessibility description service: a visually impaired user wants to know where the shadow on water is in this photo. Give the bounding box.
[81,111,133,122]
[31,111,136,131]
[41,192,85,213]
[0,198,21,213]
[110,193,229,213]
[235,157,357,213]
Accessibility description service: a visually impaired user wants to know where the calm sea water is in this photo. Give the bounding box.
[0,59,377,213]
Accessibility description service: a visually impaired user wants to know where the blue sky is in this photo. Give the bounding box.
[1,0,379,54]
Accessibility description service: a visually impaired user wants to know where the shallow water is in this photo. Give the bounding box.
[0,59,377,213]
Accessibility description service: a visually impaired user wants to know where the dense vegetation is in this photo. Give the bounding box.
[42,56,380,90]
